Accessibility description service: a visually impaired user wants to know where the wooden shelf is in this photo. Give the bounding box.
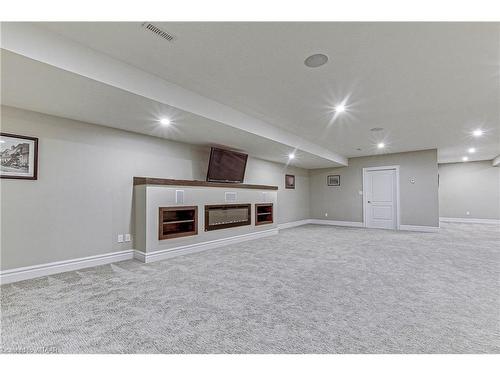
[134,177,278,190]
[159,206,198,240]
[163,219,195,225]
[255,203,273,226]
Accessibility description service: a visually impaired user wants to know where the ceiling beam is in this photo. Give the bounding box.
[1,22,348,166]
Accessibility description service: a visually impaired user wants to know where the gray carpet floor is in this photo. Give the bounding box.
[1,222,499,353]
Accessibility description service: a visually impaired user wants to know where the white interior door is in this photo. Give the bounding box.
[364,168,398,229]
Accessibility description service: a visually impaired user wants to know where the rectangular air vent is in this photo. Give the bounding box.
[142,22,175,42]
[225,192,237,202]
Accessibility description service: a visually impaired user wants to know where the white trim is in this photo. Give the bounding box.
[135,228,279,263]
[133,250,146,263]
[399,225,440,232]
[362,165,401,230]
[0,250,135,285]
[0,228,280,284]
[309,219,364,228]
[278,219,312,230]
[440,217,500,225]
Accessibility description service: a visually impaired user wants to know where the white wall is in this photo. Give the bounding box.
[438,161,500,220]
[0,106,310,270]
[309,150,439,227]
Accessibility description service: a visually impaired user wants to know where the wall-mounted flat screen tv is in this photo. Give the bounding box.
[206,147,248,183]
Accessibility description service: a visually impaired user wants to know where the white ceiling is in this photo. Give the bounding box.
[1,50,339,169]
[37,22,500,163]
[2,22,500,168]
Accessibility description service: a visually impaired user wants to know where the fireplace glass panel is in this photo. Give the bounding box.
[205,204,251,231]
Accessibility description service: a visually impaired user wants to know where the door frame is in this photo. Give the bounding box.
[362,165,400,230]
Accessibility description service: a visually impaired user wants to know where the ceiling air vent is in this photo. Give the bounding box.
[141,22,175,42]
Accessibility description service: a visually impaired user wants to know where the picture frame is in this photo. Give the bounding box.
[0,133,39,180]
[285,174,295,189]
[327,174,340,186]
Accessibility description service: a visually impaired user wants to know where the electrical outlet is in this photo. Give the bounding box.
[117,234,124,243]
[125,234,131,242]
[466,211,470,216]
[325,212,328,217]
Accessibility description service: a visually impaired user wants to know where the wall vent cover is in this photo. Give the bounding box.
[142,22,175,42]
[225,192,237,202]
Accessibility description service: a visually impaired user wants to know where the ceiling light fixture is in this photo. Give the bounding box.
[159,118,171,126]
[304,53,328,68]
[377,142,385,149]
[468,147,476,154]
[334,103,346,113]
[288,153,295,160]
[472,129,483,137]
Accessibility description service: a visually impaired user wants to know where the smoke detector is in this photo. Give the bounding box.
[142,22,175,42]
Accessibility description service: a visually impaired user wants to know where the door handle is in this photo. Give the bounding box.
[368,201,371,203]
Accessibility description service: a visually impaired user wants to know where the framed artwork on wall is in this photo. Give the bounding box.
[327,175,340,186]
[285,174,295,189]
[0,133,39,180]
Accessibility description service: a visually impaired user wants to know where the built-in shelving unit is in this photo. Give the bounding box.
[135,178,279,255]
[159,206,198,240]
[255,203,273,225]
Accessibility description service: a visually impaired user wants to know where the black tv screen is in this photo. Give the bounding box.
[206,147,248,183]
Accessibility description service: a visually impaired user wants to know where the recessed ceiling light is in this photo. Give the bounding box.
[160,118,171,126]
[304,53,328,68]
[288,153,295,160]
[334,104,346,113]
[462,156,469,162]
[472,129,483,137]
[370,127,384,132]
[377,142,385,149]
[468,147,476,154]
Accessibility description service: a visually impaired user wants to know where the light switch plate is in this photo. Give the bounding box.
[117,234,124,243]
[125,234,131,242]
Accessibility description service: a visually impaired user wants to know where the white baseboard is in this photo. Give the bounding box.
[0,250,135,285]
[440,217,500,225]
[278,219,312,230]
[309,219,364,228]
[399,224,440,232]
[135,228,279,263]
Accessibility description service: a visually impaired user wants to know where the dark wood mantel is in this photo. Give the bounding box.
[133,177,278,190]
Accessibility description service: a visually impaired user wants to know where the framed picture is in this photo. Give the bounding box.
[285,174,295,189]
[327,175,340,186]
[0,133,39,180]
